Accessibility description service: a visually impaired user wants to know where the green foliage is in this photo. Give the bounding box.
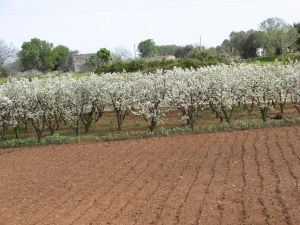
[96,45,228,74]
[51,45,71,71]
[126,59,146,72]
[100,60,127,73]
[188,48,228,63]
[95,55,227,74]
[218,30,263,59]
[177,58,204,68]
[175,45,193,58]
[19,38,54,72]
[95,59,148,73]
[242,31,264,58]
[18,38,74,72]
[294,23,300,51]
[0,134,99,149]
[85,48,112,70]
[259,18,299,55]
[229,31,249,56]
[96,48,112,63]
[246,52,300,64]
[155,45,178,56]
[218,18,300,59]
[0,68,9,78]
[138,40,194,58]
[138,39,156,58]
[2,117,300,149]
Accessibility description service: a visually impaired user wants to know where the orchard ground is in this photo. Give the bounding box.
[0,125,300,225]
[3,101,300,142]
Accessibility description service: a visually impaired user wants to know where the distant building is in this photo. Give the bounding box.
[256,48,266,57]
[72,53,94,73]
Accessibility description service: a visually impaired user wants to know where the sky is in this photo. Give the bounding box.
[0,0,299,54]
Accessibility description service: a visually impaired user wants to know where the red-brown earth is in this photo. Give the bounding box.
[0,126,300,225]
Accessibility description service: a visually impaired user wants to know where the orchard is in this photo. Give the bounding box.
[0,63,299,142]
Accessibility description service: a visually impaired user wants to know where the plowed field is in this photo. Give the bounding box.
[1,126,300,225]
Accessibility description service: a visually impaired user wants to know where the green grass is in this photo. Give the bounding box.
[0,72,91,86]
[246,60,279,65]
[71,72,90,79]
[1,116,300,150]
[0,77,7,84]
[245,53,300,65]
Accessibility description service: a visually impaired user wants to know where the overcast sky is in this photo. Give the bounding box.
[0,0,299,54]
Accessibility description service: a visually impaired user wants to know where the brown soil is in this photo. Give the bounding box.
[1,126,300,225]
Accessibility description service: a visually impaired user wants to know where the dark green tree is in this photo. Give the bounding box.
[243,31,264,58]
[188,48,228,64]
[51,45,70,71]
[260,18,299,55]
[217,39,234,57]
[229,31,248,56]
[138,39,156,58]
[19,38,54,72]
[294,23,300,51]
[96,48,112,64]
[175,45,194,58]
[217,31,254,58]
[85,48,112,70]
[156,45,178,56]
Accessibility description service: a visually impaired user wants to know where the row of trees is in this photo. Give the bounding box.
[218,18,300,59]
[0,17,299,76]
[18,38,72,72]
[94,54,228,74]
[0,64,299,141]
[84,48,112,71]
[85,43,227,73]
[137,18,300,60]
[0,38,75,76]
[137,39,212,59]
[137,39,179,58]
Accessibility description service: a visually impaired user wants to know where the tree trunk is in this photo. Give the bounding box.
[37,132,42,143]
[148,118,157,133]
[24,120,28,133]
[294,105,300,114]
[1,124,7,141]
[116,110,127,131]
[75,120,80,136]
[259,107,268,122]
[279,103,285,115]
[221,106,233,124]
[14,126,19,139]
[31,120,44,143]
[244,100,255,114]
[84,123,90,134]
[55,114,60,130]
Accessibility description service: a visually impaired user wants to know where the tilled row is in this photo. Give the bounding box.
[0,127,300,225]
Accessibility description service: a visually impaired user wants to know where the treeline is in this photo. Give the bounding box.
[18,38,74,72]
[95,50,229,74]
[0,38,75,77]
[91,18,300,73]
[0,17,299,77]
[83,40,229,73]
[217,18,300,59]
[135,18,300,60]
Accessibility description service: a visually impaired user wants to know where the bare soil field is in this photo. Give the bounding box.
[0,126,300,225]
